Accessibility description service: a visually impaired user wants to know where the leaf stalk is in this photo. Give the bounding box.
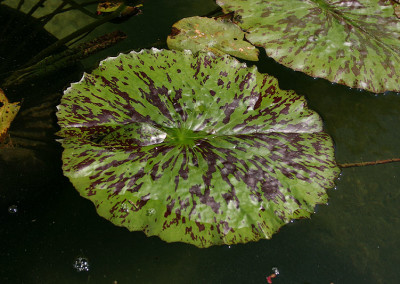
[338,158,400,168]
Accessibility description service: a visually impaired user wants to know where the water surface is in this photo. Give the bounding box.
[1,1,399,283]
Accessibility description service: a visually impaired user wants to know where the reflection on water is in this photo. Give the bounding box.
[7,205,18,214]
[1,0,400,283]
[73,257,90,272]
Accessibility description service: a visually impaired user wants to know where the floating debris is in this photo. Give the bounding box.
[7,205,18,214]
[266,267,279,283]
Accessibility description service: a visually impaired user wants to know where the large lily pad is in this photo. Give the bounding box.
[216,0,400,93]
[57,49,339,247]
[167,16,259,61]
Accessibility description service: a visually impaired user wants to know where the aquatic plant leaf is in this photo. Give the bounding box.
[167,16,259,61]
[97,1,142,17]
[216,0,400,93]
[97,1,124,13]
[57,49,339,247]
[0,88,21,143]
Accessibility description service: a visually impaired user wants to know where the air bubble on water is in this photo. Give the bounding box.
[8,205,18,214]
[272,267,279,275]
[73,257,90,272]
[146,208,156,216]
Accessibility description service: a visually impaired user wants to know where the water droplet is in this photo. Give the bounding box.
[73,257,90,272]
[121,203,130,213]
[8,205,18,214]
[272,267,279,275]
[146,208,156,216]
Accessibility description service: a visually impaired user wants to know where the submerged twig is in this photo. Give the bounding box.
[38,1,67,25]
[67,30,94,47]
[63,0,100,19]
[27,0,47,16]
[3,31,127,87]
[17,0,24,11]
[77,30,127,57]
[37,0,98,22]
[338,158,400,168]
[26,3,126,66]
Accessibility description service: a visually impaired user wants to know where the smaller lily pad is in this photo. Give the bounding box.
[217,0,400,93]
[0,88,21,143]
[167,16,259,61]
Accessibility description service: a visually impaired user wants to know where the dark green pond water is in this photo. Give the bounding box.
[1,1,400,283]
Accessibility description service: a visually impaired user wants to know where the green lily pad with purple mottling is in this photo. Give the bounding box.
[57,49,339,248]
[167,16,259,61]
[216,0,400,93]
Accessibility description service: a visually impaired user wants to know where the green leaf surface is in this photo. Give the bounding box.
[167,16,259,61]
[57,49,339,247]
[216,0,400,93]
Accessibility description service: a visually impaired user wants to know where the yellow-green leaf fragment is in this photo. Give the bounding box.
[0,88,20,142]
[167,16,259,61]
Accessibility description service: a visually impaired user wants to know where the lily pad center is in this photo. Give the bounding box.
[165,127,209,146]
